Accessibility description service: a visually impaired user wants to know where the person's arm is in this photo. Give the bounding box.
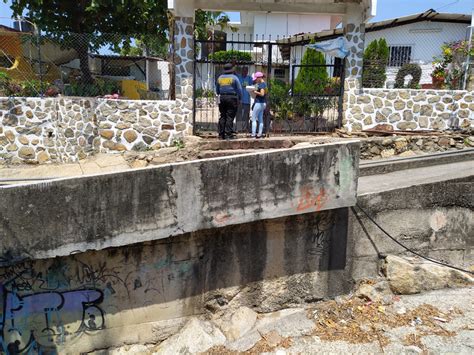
[254,84,265,96]
[234,76,243,101]
[215,77,220,95]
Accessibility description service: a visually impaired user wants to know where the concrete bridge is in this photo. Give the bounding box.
[0,141,472,353]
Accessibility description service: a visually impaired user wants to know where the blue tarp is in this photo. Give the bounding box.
[305,37,349,58]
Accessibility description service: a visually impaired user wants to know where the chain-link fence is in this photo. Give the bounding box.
[0,27,172,100]
[362,22,473,90]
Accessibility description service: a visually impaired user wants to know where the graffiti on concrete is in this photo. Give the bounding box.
[296,186,328,212]
[0,261,105,354]
[308,211,335,255]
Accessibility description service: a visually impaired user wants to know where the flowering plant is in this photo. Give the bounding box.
[432,40,473,89]
[431,64,446,79]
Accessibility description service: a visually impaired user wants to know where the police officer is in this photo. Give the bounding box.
[216,63,243,140]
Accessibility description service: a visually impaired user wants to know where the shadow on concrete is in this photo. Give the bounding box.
[0,208,349,352]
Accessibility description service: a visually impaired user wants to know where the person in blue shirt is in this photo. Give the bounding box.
[215,63,243,140]
[237,67,253,132]
[251,71,267,138]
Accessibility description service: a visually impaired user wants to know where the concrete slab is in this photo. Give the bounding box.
[0,141,359,260]
[358,160,474,196]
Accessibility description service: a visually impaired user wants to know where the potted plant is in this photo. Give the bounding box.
[431,64,446,89]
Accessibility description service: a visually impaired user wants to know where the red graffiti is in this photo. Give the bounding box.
[214,213,234,224]
[296,186,328,212]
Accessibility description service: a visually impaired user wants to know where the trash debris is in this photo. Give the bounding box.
[308,297,460,346]
[395,306,407,315]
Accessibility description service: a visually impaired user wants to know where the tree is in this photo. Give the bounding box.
[7,0,169,83]
[293,45,329,116]
[194,10,238,58]
[362,38,389,88]
[119,38,168,58]
[294,46,329,95]
[194,10,237,41]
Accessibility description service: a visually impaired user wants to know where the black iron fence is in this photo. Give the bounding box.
[0,29,172,100]
[193,34,345,135]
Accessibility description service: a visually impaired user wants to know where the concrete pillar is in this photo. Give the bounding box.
[342,4,367,131]
[169,0,195,132]
[343,4,366,90]
[173,16,194,101]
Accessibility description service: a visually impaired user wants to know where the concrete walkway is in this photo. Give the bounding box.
[358,159,474,195]
[0,154,130,182]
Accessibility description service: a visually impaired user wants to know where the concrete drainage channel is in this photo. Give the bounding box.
[0,139,472,353]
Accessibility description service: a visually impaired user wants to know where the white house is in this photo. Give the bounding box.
[365,10,470,86]
[282,9,471,87]
[197,11,345,90]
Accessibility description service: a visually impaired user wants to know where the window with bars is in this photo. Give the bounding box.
[388,46,412,67]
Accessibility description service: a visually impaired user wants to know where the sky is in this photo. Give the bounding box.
[0,0,473,27]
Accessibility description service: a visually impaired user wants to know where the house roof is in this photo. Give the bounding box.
[0,24,22,33]
[89,54,165,61]
[277,9,472,45]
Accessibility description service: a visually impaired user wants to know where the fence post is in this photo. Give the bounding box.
[36,27,44,97]
[192,37,197,135]
[337,61,346,129]
[267,42,273,90]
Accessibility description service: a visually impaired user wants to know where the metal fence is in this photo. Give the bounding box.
[362,23,473,90]
[0,28,172,100]
[193,33,345,135]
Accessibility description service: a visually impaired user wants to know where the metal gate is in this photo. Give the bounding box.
[193,34,345,135]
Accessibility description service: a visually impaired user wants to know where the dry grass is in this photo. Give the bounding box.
[308,297,459,349]
[205,336,293,355]
[206,295,462,353]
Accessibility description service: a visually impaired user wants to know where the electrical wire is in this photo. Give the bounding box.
[353,203,474,275]
[435,0,460,12]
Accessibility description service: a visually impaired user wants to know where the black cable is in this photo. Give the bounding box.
[353,203,474,275]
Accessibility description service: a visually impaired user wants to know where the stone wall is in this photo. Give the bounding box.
[360,134,474,160]
[96,99,191,152]
[344,88,474,132]
[0,97,192,164]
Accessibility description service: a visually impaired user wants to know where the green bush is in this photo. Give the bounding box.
[394,63,422,89]
[0,71,10,96]
[20,80,50,97]
[269,79,292,120]
[362,39,389,88]
[293,45,329,116]
[0,74,54,97]
[66,78,120,97]
[195,88,215,99]
[208,50,252,62]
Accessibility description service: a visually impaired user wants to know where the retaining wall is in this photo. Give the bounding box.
[344,86,474,132]
[0,168,471,353]
[0,142,359,261]
[0,208,349,354]
[0,97,192,164]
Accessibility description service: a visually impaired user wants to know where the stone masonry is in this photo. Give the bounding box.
[0,97,192,164]
[96,99,191,152]
[174,16,194,103]
[0,15,194,164]
[344,89,474,132]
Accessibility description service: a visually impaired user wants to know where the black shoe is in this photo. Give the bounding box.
[225,135,237,140]
[218,135,225,140]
